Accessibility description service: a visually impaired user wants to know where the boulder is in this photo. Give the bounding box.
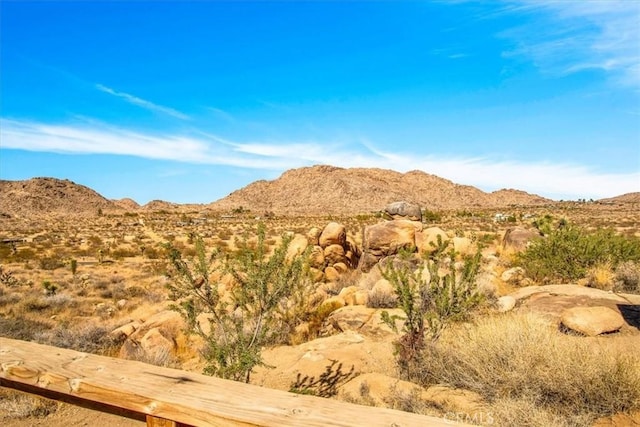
[360,220,421,271]
[502,227,542,252]
[324,266,341,282]
[307,227,322,246]
[415,227,449,255]
[109,321,141,340]
[324,244,347,265]
[560,306,625,336]
[308,245,325,269]
[384,201,422,222]
[140,327,175,357]
[319,222,346,248]
[453,236,474,257]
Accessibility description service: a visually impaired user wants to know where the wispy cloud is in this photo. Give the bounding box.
[498,1,640,88]
[95,84,191,120]
[1,118,638,200]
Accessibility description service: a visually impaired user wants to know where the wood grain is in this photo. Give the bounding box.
[0,337,465,426]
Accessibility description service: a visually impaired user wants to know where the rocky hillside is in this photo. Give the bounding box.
[599,192,640,204]
[209,165,551,215]
[0,177,120,218]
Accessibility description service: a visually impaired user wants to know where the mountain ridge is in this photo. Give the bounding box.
[3,167,636,218]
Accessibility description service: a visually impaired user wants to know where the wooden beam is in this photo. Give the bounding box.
[0,337,466,426]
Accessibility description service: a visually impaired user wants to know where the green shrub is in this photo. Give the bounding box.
[380,247,484,381]
[517,225,640,283]
[165,224,311,383]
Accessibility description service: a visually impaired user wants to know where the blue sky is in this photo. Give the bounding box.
[1,1,639,204]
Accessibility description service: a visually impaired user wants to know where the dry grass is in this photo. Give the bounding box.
[585,262,616,291]
[420,312,640,426]
[0,389,58,420]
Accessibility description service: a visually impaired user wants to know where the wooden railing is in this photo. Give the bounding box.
[0,337,465,426]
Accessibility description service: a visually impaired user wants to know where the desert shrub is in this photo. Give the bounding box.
[13,247,37,262]
[0,317,53,341]
[380,248,484,381]
[165,224,312,383]
[615,261,640,293]
[35,324,123,356]
[0,265,19,287]
[111,247,137,260]
[421,313,640,426]
[422,209,442,223]
[0,389,58,420]
[366,287,398,308]
[38,255,65,271]
[22,296,52,312]
[517,225,640,283]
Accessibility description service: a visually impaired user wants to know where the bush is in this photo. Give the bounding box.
[165,224,312,383]
[420,313,640,426]
[517,225,640,283]
[380,247,484,381]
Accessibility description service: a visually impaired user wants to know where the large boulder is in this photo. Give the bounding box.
[319,222,347,248]
[560,306,625,336]
[502,227,542,252]
[324,244,347,265]
[384,201,422,222]
[415,227,449,255]
[359,220,421,271]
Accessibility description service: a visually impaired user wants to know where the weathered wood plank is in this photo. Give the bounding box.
[0,337,465,426]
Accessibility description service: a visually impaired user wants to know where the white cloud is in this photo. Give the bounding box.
[499,1,640,88]
[1,118,638,200]
[96,84,191,120]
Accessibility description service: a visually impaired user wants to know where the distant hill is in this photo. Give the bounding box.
[599,192,640,204]
[113,198,141,210]
[209,165,552,215]
[0,177,119,218]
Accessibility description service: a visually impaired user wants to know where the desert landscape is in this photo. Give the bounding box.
[1,166,639,427]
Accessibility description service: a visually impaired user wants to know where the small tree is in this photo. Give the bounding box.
[165,224,311,383]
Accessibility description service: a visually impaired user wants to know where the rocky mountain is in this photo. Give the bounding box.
[0,177,119,218]
[209,165,552,215]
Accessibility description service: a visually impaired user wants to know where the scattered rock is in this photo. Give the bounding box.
[560,306,625,336]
